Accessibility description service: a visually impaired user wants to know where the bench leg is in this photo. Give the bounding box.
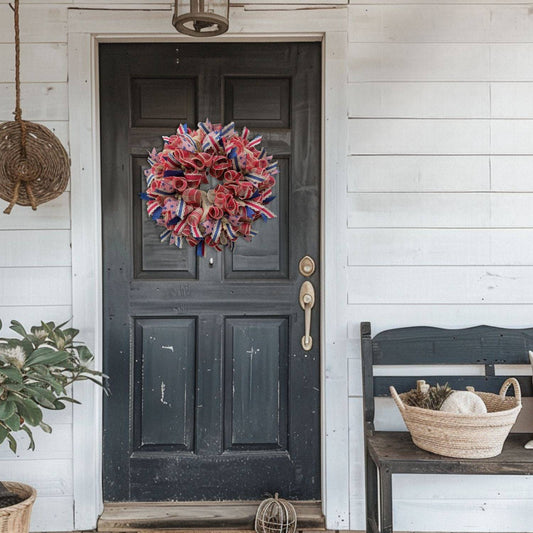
[365,449,379,533]
[378,467,393,533]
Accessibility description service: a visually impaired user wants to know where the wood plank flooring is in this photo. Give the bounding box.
[98,501,325,532]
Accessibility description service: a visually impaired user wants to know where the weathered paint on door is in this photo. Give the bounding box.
[100,42,321,501]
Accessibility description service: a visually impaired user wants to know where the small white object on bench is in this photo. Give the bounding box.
[440,390,487,415]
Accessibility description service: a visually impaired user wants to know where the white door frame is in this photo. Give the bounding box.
[68,6,349,531]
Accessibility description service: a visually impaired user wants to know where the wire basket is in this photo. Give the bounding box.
[255,493,297,533]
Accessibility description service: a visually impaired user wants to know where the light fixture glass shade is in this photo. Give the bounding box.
[173,0,229,37]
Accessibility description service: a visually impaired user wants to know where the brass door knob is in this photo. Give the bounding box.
[299,280,315,351]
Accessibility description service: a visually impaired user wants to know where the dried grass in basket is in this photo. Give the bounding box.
[0,482,36,533]
[390,378,522,459]
[0,0,70,215]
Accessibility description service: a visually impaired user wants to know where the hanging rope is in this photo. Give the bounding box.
[3,0,34,214]
[13,0,23,129]
[0,0,70,215]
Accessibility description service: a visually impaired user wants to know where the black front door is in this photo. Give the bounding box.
[100,42,321,502]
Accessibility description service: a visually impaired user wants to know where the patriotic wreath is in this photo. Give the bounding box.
[141,120,278,256]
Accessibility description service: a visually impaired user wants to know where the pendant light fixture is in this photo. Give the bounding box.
[173,0,229,37]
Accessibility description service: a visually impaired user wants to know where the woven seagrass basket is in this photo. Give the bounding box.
[0,482,36,533]
[390,378,522,459]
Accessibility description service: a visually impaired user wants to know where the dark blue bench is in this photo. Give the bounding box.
[361,322,533,533]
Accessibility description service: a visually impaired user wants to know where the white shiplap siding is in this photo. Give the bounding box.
[1,0,532,531]
[348,2,533,531]
[0,3,72,530]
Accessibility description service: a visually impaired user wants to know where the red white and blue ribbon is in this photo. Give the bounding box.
[142,120,278,256]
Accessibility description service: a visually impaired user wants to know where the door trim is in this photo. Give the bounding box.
[68,6,349,531]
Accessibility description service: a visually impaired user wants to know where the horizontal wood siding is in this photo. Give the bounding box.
[347,1,533,530]
[348,82,490,118]
[1,1,532,531]
[0,44,67,82]
[0,4,73,531]
[0,231,70,267]
[0,194,70,229]
[348,229,533,266]
[0,5,67,42]
[349,5,533,43]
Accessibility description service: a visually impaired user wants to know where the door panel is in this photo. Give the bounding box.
[224,318,288,449]
[101,42,321,502]
[132,156,198,278]
[225,77,291,128]
[226,157,289,277]
[131,78,197,128]
[134,317,196,451]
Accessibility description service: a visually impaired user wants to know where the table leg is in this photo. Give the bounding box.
[378,467,393,533]
[365,449,379,533]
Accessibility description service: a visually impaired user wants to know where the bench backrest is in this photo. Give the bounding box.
[360,322,533,428]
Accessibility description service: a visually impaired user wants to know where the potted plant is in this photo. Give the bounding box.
[0,319,106,533]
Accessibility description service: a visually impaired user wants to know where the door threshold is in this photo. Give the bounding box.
[98,530,328,533]
[98,501,325,531]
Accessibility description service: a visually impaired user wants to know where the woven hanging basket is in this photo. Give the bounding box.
[0,482,36,533]
[0,0,70,215]
[0,121,70,212]
[391,378,522,459]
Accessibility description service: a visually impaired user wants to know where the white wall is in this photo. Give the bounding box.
[1,0,533,531]
[0,4,73,530]
[347,2,533,531]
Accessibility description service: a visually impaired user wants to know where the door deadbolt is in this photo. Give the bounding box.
[299,256,316,277]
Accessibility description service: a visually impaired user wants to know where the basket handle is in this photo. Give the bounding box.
[390,386,406,411]
[499,377,522,405]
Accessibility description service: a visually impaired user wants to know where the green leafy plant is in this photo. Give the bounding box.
[0,319,107,453]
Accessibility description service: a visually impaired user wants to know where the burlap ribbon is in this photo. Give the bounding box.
[143,121,277,256]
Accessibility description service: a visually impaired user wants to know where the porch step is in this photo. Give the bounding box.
[98,501,325,531]
[97,531,327,533]
[49,531,330,533]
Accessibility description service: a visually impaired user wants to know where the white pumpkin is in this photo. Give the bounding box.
[440,390,487,415]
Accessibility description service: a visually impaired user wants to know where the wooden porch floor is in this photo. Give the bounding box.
[97,501,325,532]
[58,528,334,533]
[58,528,344,533]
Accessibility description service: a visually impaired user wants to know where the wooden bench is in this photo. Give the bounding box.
[360,322,533,533]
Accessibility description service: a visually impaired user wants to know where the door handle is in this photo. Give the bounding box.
[299,281,315,351]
